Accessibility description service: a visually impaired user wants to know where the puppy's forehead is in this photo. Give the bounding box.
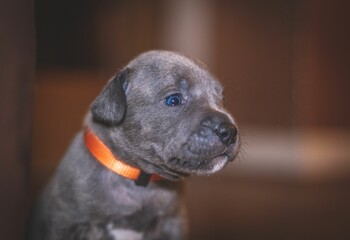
[127,51,223,96]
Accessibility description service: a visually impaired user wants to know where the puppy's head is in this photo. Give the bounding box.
[89,50,240,180]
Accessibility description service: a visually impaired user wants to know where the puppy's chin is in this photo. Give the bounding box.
[159,153,234,180]
[153,142,239,180]
[156,156,228,181]
[197,154,230,175]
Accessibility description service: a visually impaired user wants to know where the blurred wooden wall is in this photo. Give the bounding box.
[293,0,350,128]
[213,1,296,128]
[32,0,350,194]
[35,0,350,129]
[0,0,35,239]
[31,1,350,239]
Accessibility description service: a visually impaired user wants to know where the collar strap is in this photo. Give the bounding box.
[84,128,162,186]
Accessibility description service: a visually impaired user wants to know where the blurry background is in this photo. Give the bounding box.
[1,0,349,239]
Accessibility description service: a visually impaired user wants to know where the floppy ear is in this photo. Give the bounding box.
[91,68,129,126]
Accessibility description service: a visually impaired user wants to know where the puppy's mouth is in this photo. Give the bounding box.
[151,128,240,180]
[163,141,239,177]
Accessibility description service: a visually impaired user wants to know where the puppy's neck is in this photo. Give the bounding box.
[84,128,162,186]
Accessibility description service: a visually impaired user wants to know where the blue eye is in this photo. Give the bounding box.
[165,94,183,107]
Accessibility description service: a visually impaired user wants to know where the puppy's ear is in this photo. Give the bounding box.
[91,68,129,126]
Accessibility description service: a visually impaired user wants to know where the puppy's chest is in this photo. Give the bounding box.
[72,193,178,240]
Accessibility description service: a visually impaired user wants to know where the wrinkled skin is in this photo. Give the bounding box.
[26,51,240,240]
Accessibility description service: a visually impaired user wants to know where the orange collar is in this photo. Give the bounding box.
[84,128,162,186]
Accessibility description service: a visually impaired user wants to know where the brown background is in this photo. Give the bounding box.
[1,0,349,239]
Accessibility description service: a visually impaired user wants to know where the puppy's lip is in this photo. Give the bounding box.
[221,148,238,162]
[221,140,241,161]
[162,141,239,177]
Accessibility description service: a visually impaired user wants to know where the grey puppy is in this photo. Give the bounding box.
[27,50,240,240]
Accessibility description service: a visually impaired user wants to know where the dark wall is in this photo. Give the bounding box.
[0,0,35,239]
[30,1,350,239]
[213,1,296,128]
[293,0,350,127]
[35,0,350,128]
[36,0,98,68]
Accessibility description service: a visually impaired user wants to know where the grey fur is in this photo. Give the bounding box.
[27,50,240,240]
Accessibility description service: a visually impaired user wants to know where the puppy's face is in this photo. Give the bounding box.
[91,51,240,180]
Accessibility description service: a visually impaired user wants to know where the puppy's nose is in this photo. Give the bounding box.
[215,123,237,145]
[200,114,238,145]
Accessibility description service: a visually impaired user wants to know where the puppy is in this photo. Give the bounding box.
[27,50,240,240]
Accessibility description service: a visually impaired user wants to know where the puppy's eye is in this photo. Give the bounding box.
[165,94,183,107]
